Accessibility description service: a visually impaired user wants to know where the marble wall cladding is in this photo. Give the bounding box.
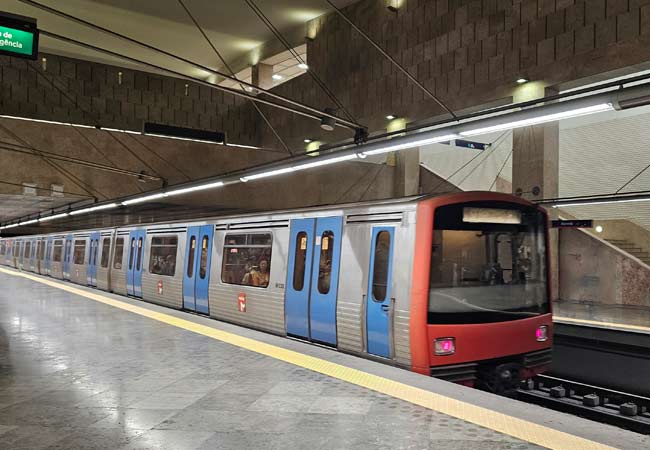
[559,228,650,307]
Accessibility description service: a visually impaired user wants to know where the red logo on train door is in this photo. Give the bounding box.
[157,280,163,295]
[238,293,246,312]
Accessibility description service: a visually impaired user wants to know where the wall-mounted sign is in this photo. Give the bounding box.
[454,139,488,150]
[552,219,593,228]
[0,12,38,60]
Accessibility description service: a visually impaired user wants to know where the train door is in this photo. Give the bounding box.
[365,227,396,358]
[63,235,73,279]
[87,232,100,286]
[285,216,343,346]
[183,225,213,314]
[126,229,145,297]
[45,237,53,275]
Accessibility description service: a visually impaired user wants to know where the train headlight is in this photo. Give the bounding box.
[535,325,548,342]
[434,337,455,356]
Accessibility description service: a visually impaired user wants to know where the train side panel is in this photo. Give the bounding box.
[96,232,114,291]
[208,224,289,335]
[141,229,186,309]
[69,235,89,285]
[110,231,129,295]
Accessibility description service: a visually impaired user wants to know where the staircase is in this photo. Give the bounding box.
[605,239,650,266]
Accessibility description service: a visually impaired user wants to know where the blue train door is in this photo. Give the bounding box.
[285,216,343,345]
[45,237,53,275]
[183,225,213,314]
[285,218,316,339]
[126,229,145,297]
[87,232,100,286]
[366,227,396,358]
[63,235,73,279]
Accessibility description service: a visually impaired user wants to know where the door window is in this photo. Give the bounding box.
[25,242,31,260]
[292,232,308,291]
[199,236,209,279]
[65,240,71,262]
[128,238,135,270]
[114,238,125,269]
[371,231,391,302]
[136,238,143,271]
[52,240,62,262]
[187,236,196,278]
[317,231,335,294]
[38,241,45,260]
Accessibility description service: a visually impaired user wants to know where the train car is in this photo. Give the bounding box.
[0,191,552,392]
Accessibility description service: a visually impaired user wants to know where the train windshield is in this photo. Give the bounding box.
[428,201,549,324]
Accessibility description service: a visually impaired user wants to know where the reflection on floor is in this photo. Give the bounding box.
[554,300,650,330]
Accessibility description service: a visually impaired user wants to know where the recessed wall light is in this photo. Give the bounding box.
[304,138,312,143]
[516,78,529,84]
[298,63,308,70]
[386,114,397,120]
[272,74,283,80]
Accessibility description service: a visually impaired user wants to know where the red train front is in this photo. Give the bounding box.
[410,192,553,393]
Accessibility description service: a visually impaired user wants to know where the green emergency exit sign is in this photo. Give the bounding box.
[0,12,38,60]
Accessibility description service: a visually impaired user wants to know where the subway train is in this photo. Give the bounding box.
[0,191,552,392]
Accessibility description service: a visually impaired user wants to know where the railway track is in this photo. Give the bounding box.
[518,374,650,434]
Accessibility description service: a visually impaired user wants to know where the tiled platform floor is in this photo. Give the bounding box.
[0,273,542,450]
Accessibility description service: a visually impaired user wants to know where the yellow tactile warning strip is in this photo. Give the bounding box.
[1,267,617,450]
[555,316,650,334]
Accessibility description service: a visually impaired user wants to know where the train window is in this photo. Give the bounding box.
[221,233,272,288]
[114,238,125,270]
[100,238,111,268]
[92,240,98,266]
[136,238,143,271]
[317,231,334,294]
[199,236,209,279]
[128,238,135,270]
[428,202,549,324]
[46,241,51,261]
[0,242,5,255]
[371,231,391,302]
[52,240,63,262]
[187,236,196,278]
[150,236,178,277]
[64,240,72,263]
[24,242,31,260]
[73,240,86,265]
[292,232,308,291]
[38,241,45,260]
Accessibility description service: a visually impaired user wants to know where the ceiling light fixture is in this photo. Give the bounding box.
[460,103,614,137]
[240,166,295,182]
[298,63,308,70]
[121,193,169,206]
[165,181,225,197]
[516,78,529,84]
[304,138,312,143]
[18,219,39,226]
[551,196,650,208]
[360,134,459,156]
[69,203,119,216]
[39,213,70,222]
[386,114,397,120]
[293,154,358,171]
[272,74,283,80]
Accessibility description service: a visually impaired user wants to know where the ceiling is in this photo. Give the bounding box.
[0,0,354,80]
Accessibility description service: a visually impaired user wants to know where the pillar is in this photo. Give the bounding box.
[511,83,560,301]
[394,149,420,197]
[251,63,274,90]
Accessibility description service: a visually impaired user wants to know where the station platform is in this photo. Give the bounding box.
[554,300,650,334]
[0,269,648,450]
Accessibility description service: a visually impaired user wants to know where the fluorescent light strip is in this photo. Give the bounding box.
[69,203,119,216]
[552,197,650,208]
[226,143,264,150]
[166,181,224,197]
[4,223,19,229]
[361,134,459,156]
[121,193,169,206]
[144,133,224,145]
[461,103,614,137]
[39,213,70,222]
[0,114,95,129]
[292,154,358,170]
[240,167,296,182]
[18,219,39,226]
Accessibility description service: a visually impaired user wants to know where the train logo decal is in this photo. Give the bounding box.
[238,292,246,312]
[157,280,163,295]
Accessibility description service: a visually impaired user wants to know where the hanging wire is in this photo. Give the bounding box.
[177,0,294,155]
[244,0,361,126]
[489,148,513,191]
[615,162,650,194]
[455,131,511,186]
